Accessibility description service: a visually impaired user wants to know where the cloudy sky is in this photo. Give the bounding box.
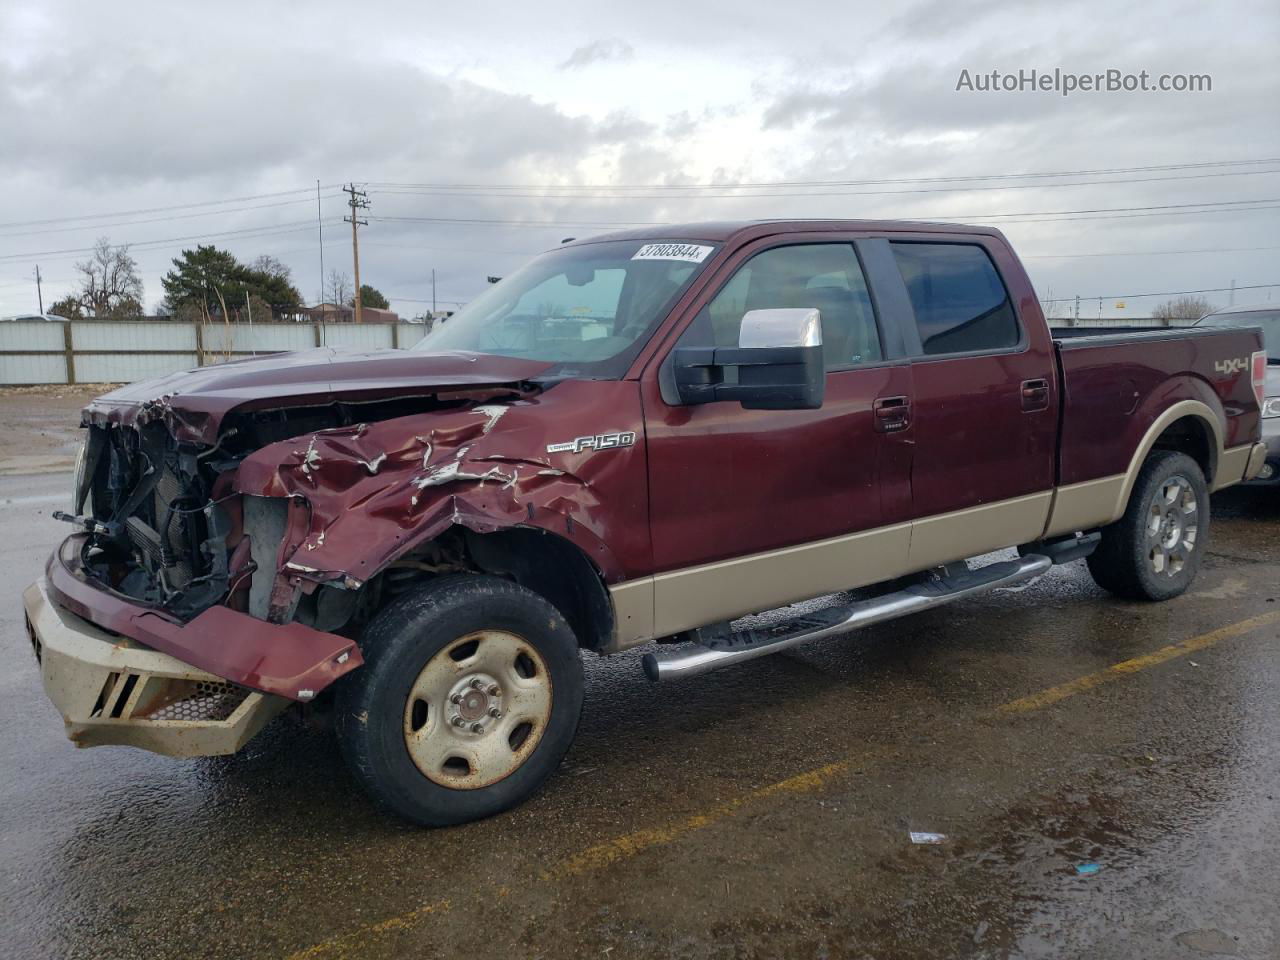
[1,0,1277,320]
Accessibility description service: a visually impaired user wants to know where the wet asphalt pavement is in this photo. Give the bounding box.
[3,471,1279,960]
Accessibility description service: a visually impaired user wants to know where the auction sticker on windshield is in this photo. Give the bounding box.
[632,243,714,263]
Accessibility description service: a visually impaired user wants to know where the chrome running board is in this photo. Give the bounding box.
[641,553,1051,682]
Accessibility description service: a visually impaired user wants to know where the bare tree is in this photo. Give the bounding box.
[1153,295,1215,323]
[325,270,352,310]
[1039,288,1068,323]
[251,255,293,283]
[75,237,145,317]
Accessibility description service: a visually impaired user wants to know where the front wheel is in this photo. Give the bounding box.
[1086,450,1209,601]
[336,575,584,826]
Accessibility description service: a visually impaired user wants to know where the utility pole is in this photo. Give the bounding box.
[1073,295,1080,326]
[432,268,436,316]
[316,179,326,331]
[33,264,44,314]
[245,290,257,356]
[343,183,369,324]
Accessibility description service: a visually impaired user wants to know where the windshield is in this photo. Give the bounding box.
[412,239,717,378]
[1198,310,1280,360]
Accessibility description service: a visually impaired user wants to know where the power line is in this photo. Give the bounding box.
[362,197,1280,230]
[935,196,1280,221]
[0,219,345,264]
[0,193,345,239]
[0,184,342,231]
[366,156,1280,191]
[1,155,1273,237]
[972,203,1280,225]
[369,166,1280,202]
[385,294,469,305]
[1041,282,1279,303]
[1021,244,1280,259]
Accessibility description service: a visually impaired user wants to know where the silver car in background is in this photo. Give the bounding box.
[1197,303,1280,484]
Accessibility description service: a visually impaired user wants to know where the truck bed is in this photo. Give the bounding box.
[1053,324,1263,489]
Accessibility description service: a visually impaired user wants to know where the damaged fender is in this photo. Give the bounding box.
[232,380,652,610]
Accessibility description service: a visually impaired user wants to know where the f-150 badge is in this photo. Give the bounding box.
[546,431,637,455]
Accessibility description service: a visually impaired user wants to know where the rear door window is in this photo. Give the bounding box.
[890,242,1020,355]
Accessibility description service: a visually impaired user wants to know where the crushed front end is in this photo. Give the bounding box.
[26,349,630,759]
[67,421,237,618]
[28,417,363,756]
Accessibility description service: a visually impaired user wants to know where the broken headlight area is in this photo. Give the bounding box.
[65,423,239,620]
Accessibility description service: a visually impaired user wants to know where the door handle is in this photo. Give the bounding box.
[873,395,911,433]
[1021,378,1050,412]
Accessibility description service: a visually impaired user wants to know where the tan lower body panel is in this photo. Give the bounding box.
[1215,443,1256,491]
[907,491,1052,569]
[610,490,1052,649]
[1043,442,1258,540]
[1244,441,1268,481]
[642,522,913,643]
[608,578,657,650]
[1043,474,1126,539]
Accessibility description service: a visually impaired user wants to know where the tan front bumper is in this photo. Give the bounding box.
[24,579,289,757]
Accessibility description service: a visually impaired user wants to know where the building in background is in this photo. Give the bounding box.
[302,303,400,324]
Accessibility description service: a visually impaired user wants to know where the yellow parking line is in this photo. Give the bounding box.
[285,899,450,960]
[542,760,848,881]
[997,610,1280,715]
[284,609,1280,959]
[287,762,849,960]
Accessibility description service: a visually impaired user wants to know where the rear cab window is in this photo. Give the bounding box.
[890,242,1021,355]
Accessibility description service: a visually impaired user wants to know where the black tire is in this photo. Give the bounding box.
[336,575,584,826]
[1086,450,1209,601]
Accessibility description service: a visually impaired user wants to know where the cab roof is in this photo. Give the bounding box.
[564,219,1007,246]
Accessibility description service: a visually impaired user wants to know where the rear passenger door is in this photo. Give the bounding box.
[885,239,1058,567]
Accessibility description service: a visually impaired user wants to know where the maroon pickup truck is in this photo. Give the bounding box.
[24,220,1267,825]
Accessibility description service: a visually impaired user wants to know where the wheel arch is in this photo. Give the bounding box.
[461,526,616,653]
[1116,399,1222,520]
[365,523,617,653]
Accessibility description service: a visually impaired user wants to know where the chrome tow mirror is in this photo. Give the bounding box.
[673,308,825,409]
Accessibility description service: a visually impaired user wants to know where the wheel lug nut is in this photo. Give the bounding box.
[487,684,500,696]
[451,716,466,727]
[450,693,463,704]
[470,722,484,733]
[470,678,483,689]
[488,707,500,717]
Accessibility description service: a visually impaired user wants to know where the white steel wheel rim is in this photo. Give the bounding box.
[1146,474,1198,577]
[403,630,553,790]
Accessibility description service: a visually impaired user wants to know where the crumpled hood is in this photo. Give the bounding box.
[81,347,555,444]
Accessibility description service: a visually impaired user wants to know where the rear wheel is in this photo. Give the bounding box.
[336,575,583,826]
[1086,450,1209,601]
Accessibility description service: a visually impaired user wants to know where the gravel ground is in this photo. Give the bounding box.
[0,385,114,474]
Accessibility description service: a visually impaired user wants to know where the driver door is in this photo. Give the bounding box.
[641,237,916,638]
